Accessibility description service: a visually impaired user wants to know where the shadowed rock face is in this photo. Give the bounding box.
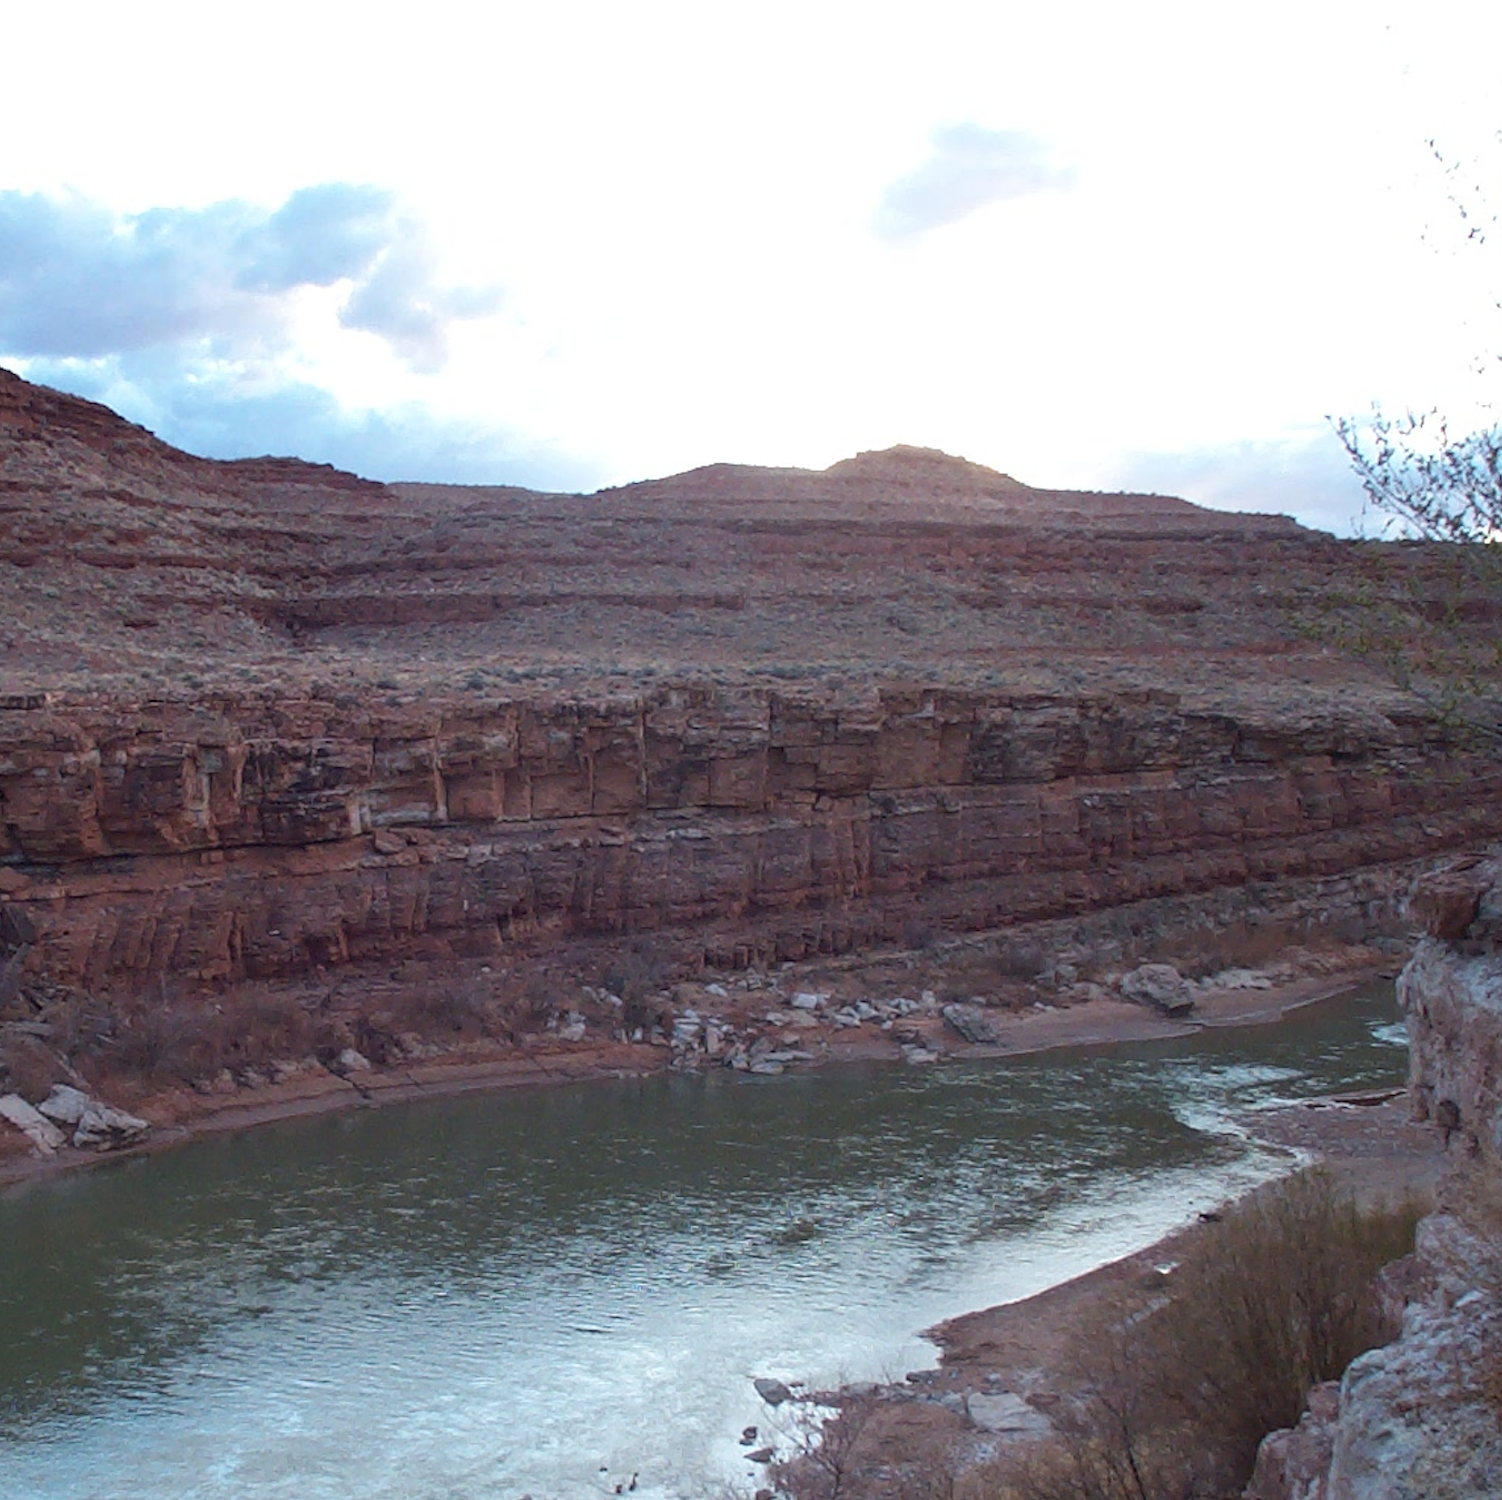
[1246,859,1502,1500]
[1,366,1501,999]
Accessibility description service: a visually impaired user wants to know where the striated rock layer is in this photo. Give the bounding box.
[2,366,1501,1005]
[3,689,1501,996]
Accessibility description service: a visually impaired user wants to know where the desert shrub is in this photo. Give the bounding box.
[771,1390,883,1500]
[992,1170,1422,1500]
[0,1034,68,1103]
[602,942,671,1032]
[392,976,499,1039]
[94,985,215,1084]
[86,983,319,1085]
[1168,920,1299,980]
[995,943,1047,981]
[1149,1170,1419,1476]
[489,974,558,1038]
[228,988,315,1064]
[904,918,940,951]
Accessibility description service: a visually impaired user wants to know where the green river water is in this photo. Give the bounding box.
[0,983,1409,1500]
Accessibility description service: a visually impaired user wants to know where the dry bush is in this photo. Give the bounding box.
[1168,920,1302,981]
[1149,1171,1419,1478]
[602,942,672,1033]
[0,1034,68,1103]
[390,975,501,1039]
[988,1171,1422,1500]
[771,1392,883,1500]
[85,982,318,1086]
[91,985,215,1085]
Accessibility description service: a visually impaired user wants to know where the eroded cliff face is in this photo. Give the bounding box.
[3,688,1500,995]
[1,366,1500,1015]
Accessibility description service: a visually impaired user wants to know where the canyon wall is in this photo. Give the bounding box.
[3,688,1501,996]
[3,366,1502,1008]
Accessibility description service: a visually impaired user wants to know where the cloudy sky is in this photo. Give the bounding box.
[5,1,1502,530]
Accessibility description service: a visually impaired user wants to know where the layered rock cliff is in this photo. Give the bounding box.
[2,366,1500,1042]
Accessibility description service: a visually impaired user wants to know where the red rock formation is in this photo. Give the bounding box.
[1,366,1499,1003]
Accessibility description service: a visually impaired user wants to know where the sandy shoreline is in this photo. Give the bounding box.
[0,960,1397,1193]
[806,1066,1444,1485]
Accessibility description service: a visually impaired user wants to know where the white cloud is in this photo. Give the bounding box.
[0,185,501,374]
[874,125,1075,242]
[1108,429,1372,536]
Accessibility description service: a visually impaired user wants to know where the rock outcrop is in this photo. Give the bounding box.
[1246,853,1502,1499]
[2,687,1497,998]
[2,366,1501,1070]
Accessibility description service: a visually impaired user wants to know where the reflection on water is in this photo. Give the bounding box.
[0,983,1406,1500]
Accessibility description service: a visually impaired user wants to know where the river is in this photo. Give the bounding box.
[0,982,1408,1500]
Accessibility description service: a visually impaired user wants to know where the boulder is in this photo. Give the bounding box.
[941,1003,1003,1044]
[0,1092,66,1153]
[1243,1380,1338,1500]
[754,1377,793,1406]
[36,1083,91,1125]
[72,1100,151,1151]
[1120,963,1195,1016]
[967,1391,1052,1437]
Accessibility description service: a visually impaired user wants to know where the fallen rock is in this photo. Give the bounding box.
[36,1084,91,1126]
[72,1100,151,1151]
[967,1391,1052,1438]
[1120,963,1196,1016]
[0,1092,66,1154]
[335,1047,372,1073]
[1243,1380,1338,1500]
[754,1377,793,1406]
[941,1002,1003,1044]
[1207,968,1275,991]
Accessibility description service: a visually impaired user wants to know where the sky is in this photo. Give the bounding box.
[4,1,1502,532]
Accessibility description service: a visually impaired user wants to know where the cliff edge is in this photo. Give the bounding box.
[1247,854,1502,1500]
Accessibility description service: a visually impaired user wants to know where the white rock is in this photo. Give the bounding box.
[0,1093,66,1153]
[1208,967,1274,990]
[37,1084,91,1126]
[336,1048,372,1073]
[72,1101,150,1151]
[790,992,826,1011]
[967,1392,1052,1437]
[1120,963,1195,1014]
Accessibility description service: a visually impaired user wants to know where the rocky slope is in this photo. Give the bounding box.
[1246,853,1502,1500]
[2,366,1501,1097]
